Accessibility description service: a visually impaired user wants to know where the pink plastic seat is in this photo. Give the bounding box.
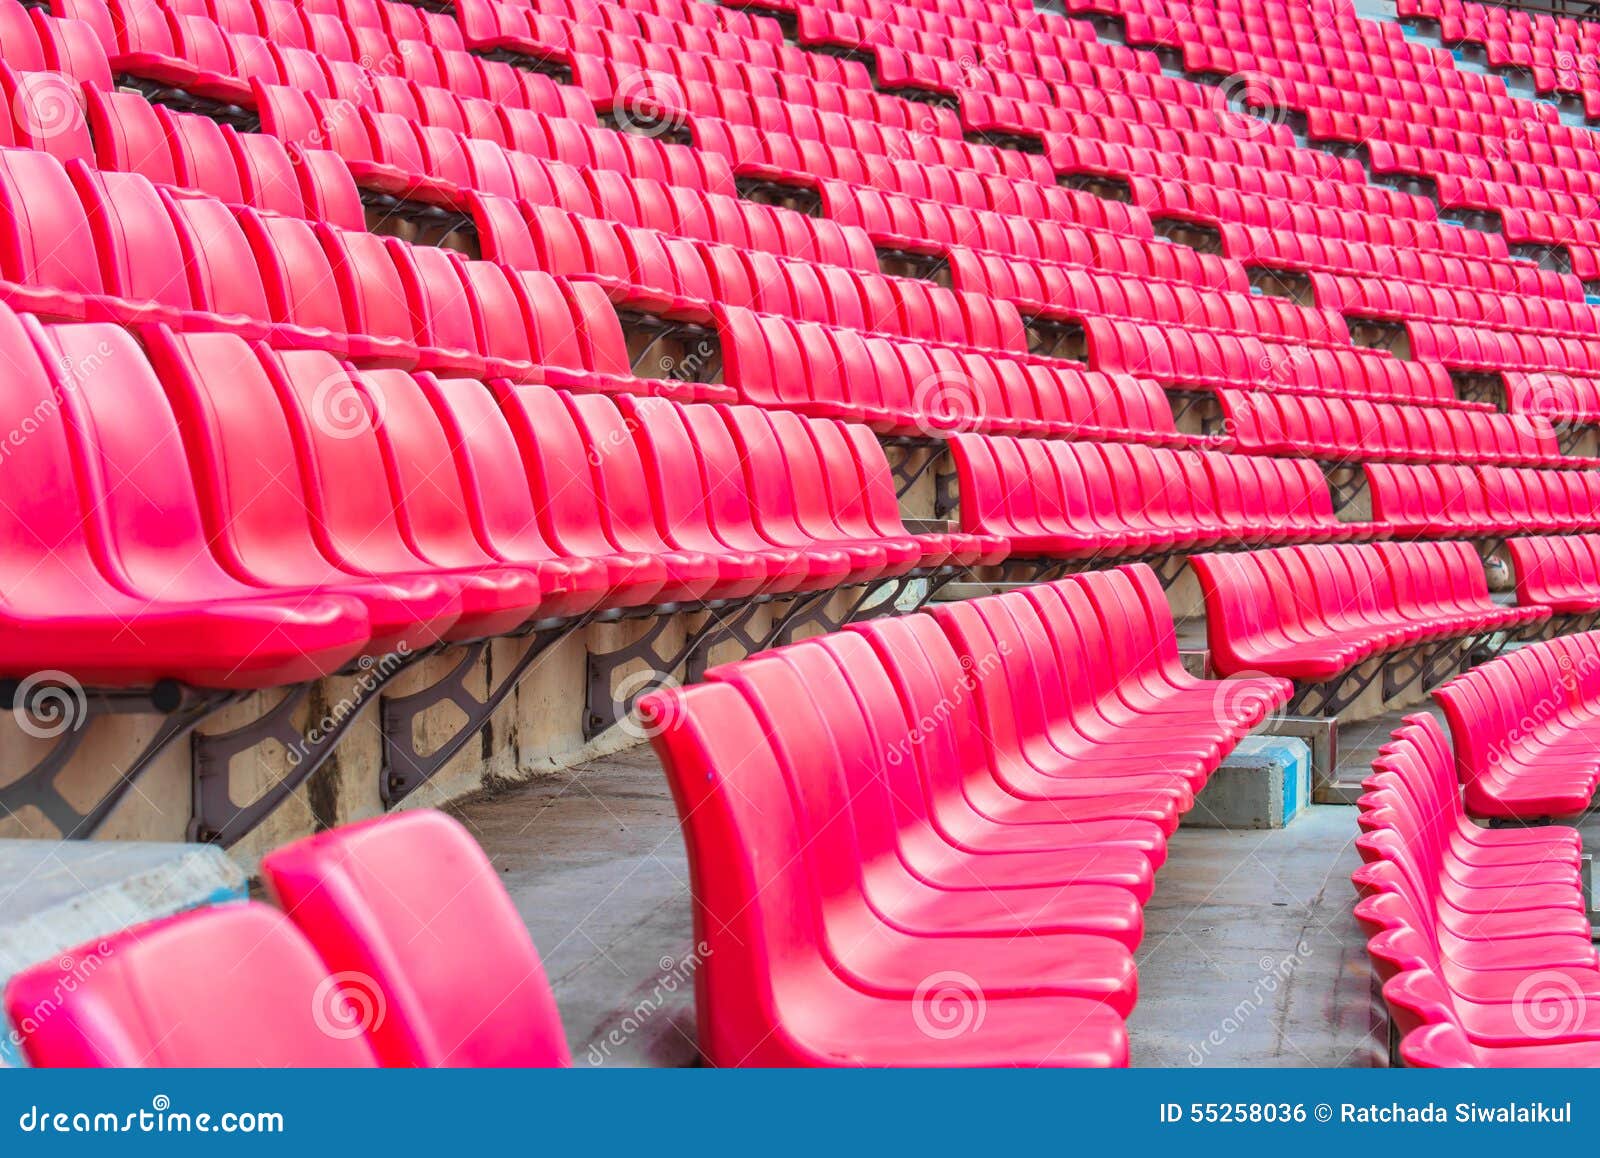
[262,810,569,1068]
[5,904,378,1067]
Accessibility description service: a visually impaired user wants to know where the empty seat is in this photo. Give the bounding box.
[1433,632,1600,819]
[4,903,379,1067]
[261,810,570,1068]
[1355,714,1600,1067]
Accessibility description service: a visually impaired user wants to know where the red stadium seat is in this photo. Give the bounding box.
[262,810,570,1068]
[4,904,379,1067]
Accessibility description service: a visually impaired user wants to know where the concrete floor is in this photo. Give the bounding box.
[1132,805,1380,1067]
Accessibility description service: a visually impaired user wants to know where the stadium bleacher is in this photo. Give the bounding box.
[5,0,1600,1069]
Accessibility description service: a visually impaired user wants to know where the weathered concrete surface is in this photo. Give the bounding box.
[1187,737,1310,830]
[1132,805,1379,1068]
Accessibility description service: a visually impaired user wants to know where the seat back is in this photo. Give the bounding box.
[261,810,569,1068]
[4,903,378,1067]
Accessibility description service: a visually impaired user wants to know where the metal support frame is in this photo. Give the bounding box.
[1289,630,1493,731]
[189,650,425,845]
[1323,462,1367,514]
[0,683,231,840]
[882,438,944,501]
[381,622,580,806]
[1450,371,1506,410]
[1287,656,1386,719]
[1558,423,1598,457]
[582,570,957,740]
[360,190,480,253]
[617,311,722,384]
[934,467,960,521]
[118,76,258,131]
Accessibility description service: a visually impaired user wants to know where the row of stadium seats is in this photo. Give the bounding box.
[0,299,983,687]
[1366,462,1600,537]
[1191,541,1547,683]
[1507,534,1600,620]
[1433,632,1600,820]
[642,566,1291,1066]
[1216,389,1580,468]
[0,148,699,399]
[948,432,1361,556]
[1355,714,1600,1068]
[5,811,570,1066]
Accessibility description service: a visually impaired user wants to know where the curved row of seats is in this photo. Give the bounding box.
[1192,541,1546,683]
[641,565,1291,1066]
[1355,714,1600,1068]
[1217,388,1579,468]
[5,810,570,1066]
[949,432,1362,559]
[0,146,706,396]
[0,299,981,689]
[1506,534,1600,620]
[1366,462,1600,537]
[716,308,1181,442]
[1432,632,1600,820]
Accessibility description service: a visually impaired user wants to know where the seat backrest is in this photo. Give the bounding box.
[638,680,839,1064]
[0,145,102,296]
[4,903,378,1067]
[261,810,568,1068]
